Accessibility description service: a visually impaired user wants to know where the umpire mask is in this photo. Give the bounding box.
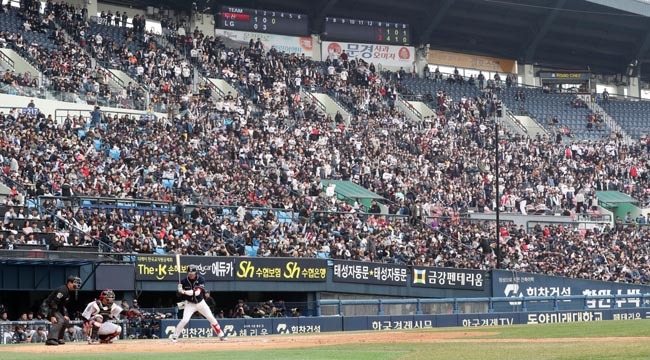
[67,275,82,290]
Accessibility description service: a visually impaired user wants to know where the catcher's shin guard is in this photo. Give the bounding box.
[91,326,99,341]
[99,331,120,344]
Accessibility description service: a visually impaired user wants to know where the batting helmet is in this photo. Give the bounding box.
[99,289,115,305]
[187,265,197,279]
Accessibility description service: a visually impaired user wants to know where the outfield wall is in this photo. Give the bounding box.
[158,307,650,339]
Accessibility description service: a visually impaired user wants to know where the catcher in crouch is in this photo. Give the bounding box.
[81,289,123,344]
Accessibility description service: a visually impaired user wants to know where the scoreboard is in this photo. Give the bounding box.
[218,6,309,36]
[322,17,410,45]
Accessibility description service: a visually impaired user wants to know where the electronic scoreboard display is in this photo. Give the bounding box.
[322,17,410,45]
[218,6,309,36]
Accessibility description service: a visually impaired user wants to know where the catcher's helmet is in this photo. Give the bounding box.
[67,275,82,290]
[99,289,115,305]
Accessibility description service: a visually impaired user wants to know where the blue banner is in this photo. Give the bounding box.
[21,107,39,116]
[157,308,650,338]
[159,317,343,338]
[492,270,650,311]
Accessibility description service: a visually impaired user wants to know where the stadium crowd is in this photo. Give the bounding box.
[0,1,648,288]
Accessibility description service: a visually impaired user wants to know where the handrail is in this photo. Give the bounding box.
[0,173,31,197]
[38,195,172,209]
[37,198,121,252]
[53,108,155,124]
[320,87,349,111]
[423,68,650,105]
[310,210,409,223]
[504,108,531,135]
[203,77,225,99]
[8,44,44,87]
[525,216,614,233]
[301,87,327,113]
[396,93,422,120]
[182,203,298,223]
[101,67,125,89]
[317,293,650,316]
[0,49,15,69]
[585,101,633,143]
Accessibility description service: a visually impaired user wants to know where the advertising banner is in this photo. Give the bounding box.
[136,256,326,282]
[135,255,236,281]
[157,308,650,338]
[427,49,517,73]
[22,107,39,116]
[411,266,485,291]
[538,71,590,81]
[235,258,327,281]
[332,260,408,286]
[321,41,414,69]
[135,255,178,281]
[215,28,313,57]
[492,270,650,311]
[337,316,436,332]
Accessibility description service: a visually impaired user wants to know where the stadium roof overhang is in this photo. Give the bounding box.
[110,0,650,81]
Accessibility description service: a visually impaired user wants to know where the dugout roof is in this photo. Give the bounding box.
[321,180,386,201]
[595,191,638,204]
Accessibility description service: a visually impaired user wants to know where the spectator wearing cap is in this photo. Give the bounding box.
[216,309,225,319]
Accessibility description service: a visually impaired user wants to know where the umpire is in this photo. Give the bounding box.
[40,275,81,346]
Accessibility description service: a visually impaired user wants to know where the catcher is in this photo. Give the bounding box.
[81,289,123,344]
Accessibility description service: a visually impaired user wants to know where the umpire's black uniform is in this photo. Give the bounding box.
[40,276,78,345]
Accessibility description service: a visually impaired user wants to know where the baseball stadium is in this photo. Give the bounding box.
[0,0,649,359]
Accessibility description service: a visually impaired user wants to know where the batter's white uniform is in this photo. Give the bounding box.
[173,270,225,341]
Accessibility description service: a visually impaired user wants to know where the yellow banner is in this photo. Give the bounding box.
[427,49,517,73]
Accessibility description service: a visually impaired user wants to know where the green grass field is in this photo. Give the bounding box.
[3,320,650,360]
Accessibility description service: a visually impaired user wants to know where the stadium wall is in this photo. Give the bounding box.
[157,307,650,339]
[2,256,649,316]
[3,257,648,300]
[0,93,166,125]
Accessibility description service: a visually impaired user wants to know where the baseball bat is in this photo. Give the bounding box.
[176,253,181,284]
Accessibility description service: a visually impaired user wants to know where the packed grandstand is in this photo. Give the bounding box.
[0,0,648,294]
